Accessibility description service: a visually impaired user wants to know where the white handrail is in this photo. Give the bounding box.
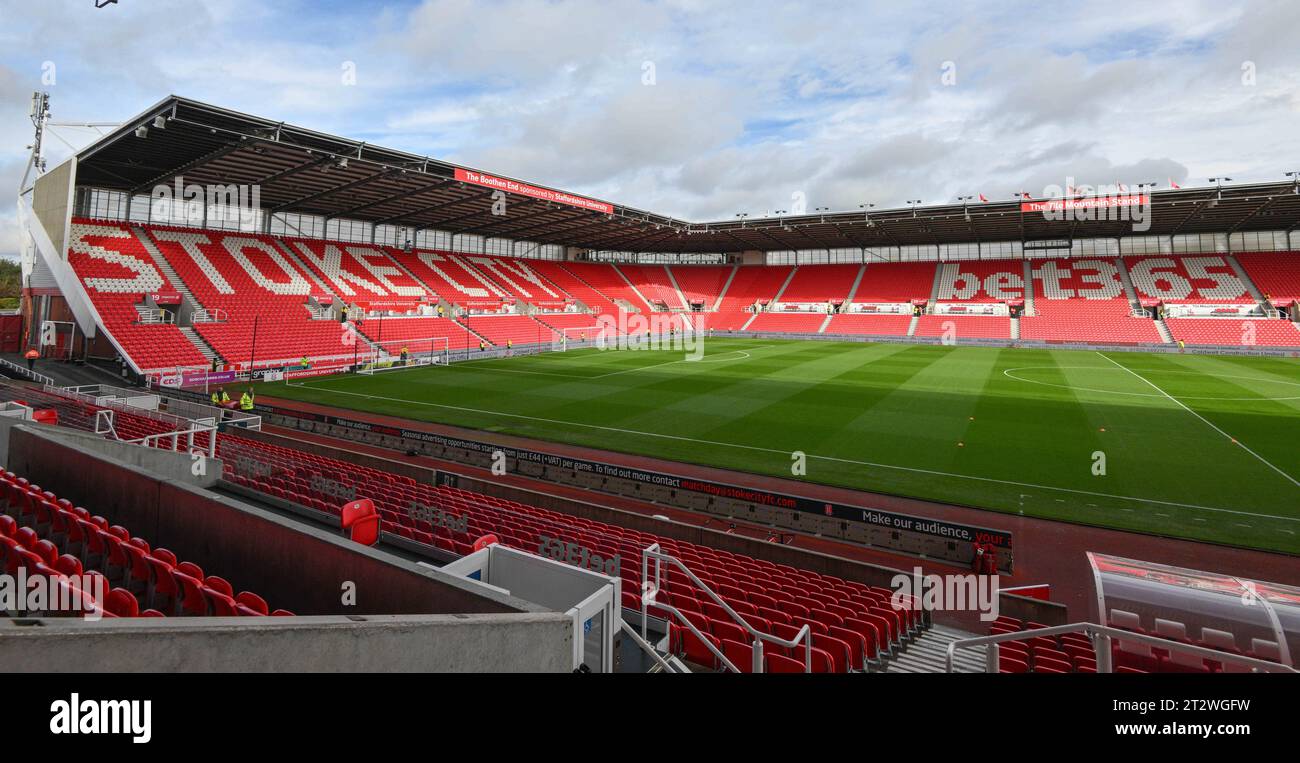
[0,357,54,386]
[641,543,813,673]
[945,622,1298,674]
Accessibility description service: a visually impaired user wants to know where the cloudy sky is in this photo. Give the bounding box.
[2,0,1299,259]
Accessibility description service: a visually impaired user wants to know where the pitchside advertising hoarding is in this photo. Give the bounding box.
[258,403,1014,549]
[453,168,615,215]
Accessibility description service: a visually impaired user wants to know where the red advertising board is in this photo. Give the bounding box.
[1020,194,1148,213]
[454,168,614,214]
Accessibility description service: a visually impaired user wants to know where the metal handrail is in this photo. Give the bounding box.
[126,423,218,459]
[620,620,683,674]
[641,543,813,673]
[945,622,1298,674]
[0,357,55,386]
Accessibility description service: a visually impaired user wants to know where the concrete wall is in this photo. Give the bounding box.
[2,421,220,488]
[6,426,544,618]
[0,614,573,672]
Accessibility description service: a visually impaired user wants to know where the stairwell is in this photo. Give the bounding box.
[770,266,799,304]
[876,624,987,673]
[1010,316,1020,340]
[132,225,226,362]
[1155,319,1175,344]
[1114,257,1143,311]
[1226,254,1269,307]
[384,248,443,301]
[180,327,222,364]
[906,314,920,336]
[1022,260,1036,316]
[274,238,347,309]
[612,264,656,312]
[456,318,496,347]
[817,314,834,334]
[842,264,867,304]
[663,265,691,310]
[133,225,202,314]
[559,263,626,313]
[711,265,740,310]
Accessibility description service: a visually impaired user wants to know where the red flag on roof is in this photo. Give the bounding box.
[978,193,988,202]
[1021,192,1031,200]
[1170,178,1181,189]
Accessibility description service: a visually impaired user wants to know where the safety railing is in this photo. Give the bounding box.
[0,357,55,387]
[620,620,684,674]
[191,308,228,323]
[641,543,813,673]
[945,622,1298,674]
[125,424,218,459]
[135,308,176,325]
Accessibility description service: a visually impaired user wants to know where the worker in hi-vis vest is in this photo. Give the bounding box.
[479,340,485,352]
[212,387,231,406]
[240,388,255,412]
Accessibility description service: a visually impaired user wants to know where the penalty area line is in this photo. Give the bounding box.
[1096,352,1299,489]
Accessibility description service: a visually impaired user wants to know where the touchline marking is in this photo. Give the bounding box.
[1096,352,1300,489]
[284,381,1299,524]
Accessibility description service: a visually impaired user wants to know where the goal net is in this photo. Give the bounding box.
[551,325,608,352]
[357,336,451,374]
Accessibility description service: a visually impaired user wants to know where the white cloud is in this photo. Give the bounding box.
[0,0,1297,251]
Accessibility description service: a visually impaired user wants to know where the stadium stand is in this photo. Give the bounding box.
[913,315,1010,339]
[385,249,508,307]
[1235,251,1300,303]
[0,466,288,617]
[283,238,431,309]
[458,314,560,347]
[1021,300,1162,344]
[1123,255,1251,303]
[354,316,479,352]
[777,264,861,303]
[217,433,922,671]
[746,312,828,333]
[619,264,686,310]
[462,254,574,309]
[824,313,913,336]
[525,260,621,314]
[1164,318,1300,347]
[560,261,652,311]
[671,266,735,310]
[934,260,1028,303]
[851,262,936,303]
[66,220,211,371]
[1020,258,1162,343]
[714,265,794,312]
[699,311,756,331]
[145,225,350,367]
[534,312,615,338]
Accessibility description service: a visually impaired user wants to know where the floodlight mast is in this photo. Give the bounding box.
[20,91,50,196]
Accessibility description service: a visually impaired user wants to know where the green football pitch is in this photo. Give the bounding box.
[259,338,1300,555]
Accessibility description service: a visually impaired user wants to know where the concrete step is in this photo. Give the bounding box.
[878,624,987,674]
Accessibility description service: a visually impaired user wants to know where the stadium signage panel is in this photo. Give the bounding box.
[454,168,614,214]
[258,404,1013,549]
[1019,194,1148,213]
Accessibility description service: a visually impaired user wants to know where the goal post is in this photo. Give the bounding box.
[357,336,451,374]
[552,325,607,352]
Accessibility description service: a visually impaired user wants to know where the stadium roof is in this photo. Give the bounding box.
[75,96,1300,254]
